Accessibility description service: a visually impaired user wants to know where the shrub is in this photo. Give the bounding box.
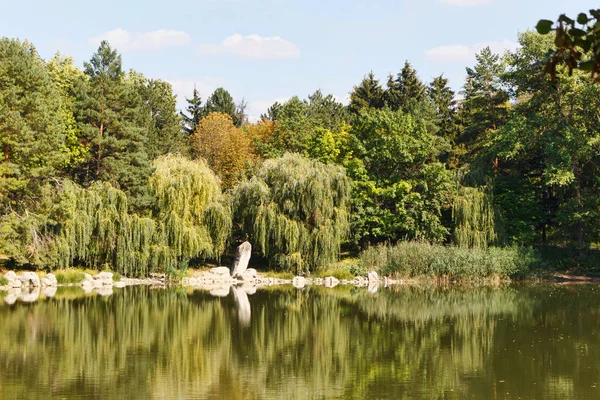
[360,242,536,280]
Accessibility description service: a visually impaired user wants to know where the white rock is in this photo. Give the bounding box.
[41,278,53,287]
[95,272,113,281]
[46,273,58,285]
[113,281,126,288]
[84,273,94,282]
[244,268,258,278]
[232,241,252,278]
[9,279,22,288]
[368,271,379,284]
[18,272,40,287]
[210,266,231,275]
[323,276,339,288]
[292,276,306,289]
[4,271,17,281]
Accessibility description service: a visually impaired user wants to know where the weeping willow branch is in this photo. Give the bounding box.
[232,153,351,273]
[452,169,502,249]
[51,155,231,276]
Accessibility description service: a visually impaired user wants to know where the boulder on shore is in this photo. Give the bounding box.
[210,266,231,276]
[232,242,252,278]
[95,272,113,281]
[18,272,40,287]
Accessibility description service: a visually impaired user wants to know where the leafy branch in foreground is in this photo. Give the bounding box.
[536,9,600,82]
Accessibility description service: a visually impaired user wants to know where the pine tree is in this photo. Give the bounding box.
[457,47,509,163]
[348,72,385,114]
[76,40,152,210]
[397,61,426,113]
[204,88,240,126]
[428,75,458,141]
[0,38,66,205]
[180,86,203,135]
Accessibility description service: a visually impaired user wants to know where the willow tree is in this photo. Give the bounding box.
[232,153,351,273]
[53,180,157,276]
[149,154,231,270]
[51,155,230,276]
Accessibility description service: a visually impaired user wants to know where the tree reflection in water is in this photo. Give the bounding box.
[0,284,599,399]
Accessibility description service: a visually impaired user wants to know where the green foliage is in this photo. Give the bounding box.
[0,276,7,286]
[0,38,66,205]
[348,108,453,246]
[54,270,85,284]
[180,86,204,135]
[348,72,385,114]
[360,242,535,280]
[232,153,351,273]
[204,88,243,126]
[313,266,355,280]
[76,41,153,210]
[536,9,600,82]
[149,154,231,263]
[452,182,499,248]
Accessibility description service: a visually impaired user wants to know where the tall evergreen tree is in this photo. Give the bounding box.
[76,40,152,209]
[180,86,203,135]
[0,38,66,205]
[457,47,509,164]
[428,74,458,141]
[348,72,385,114]
[132,74,185,157]
[204,88,240,125]
[306,89,348,130]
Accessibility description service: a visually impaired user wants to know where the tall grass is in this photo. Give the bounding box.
[54,270,86,285]
[360,242,538,280]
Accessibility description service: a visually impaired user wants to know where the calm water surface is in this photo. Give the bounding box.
[1,284,600,399]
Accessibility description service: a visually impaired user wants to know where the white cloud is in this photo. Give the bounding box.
[197,34,300,59]
[425,40,519,63]
[438,0,492,6]
[89,29,191,52]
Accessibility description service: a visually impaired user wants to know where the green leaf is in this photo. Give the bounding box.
[577,13,589,25]
[536,20,554,35]
[558,14,575,26]
[570,28,587,37]
[578,60,595,71]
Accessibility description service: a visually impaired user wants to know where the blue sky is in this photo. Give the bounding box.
[0,0,596,120]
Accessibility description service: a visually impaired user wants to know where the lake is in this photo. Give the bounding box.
[0,284,599,399]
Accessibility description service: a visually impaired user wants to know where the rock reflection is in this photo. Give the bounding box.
[231,285,251,327]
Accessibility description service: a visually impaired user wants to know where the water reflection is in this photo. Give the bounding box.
[0,284,599,399]
[231,285,251,326]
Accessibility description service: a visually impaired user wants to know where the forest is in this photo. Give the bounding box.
[1,10,600,278]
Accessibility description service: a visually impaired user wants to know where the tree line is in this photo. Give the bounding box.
[1,26,599,275]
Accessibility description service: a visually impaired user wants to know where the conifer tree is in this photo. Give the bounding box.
[204,88,241,126]
[180,86,203,135]
[0,38,66,205]
[76,40,153,209]
[348,72,385,114]
[428,75,458,141]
